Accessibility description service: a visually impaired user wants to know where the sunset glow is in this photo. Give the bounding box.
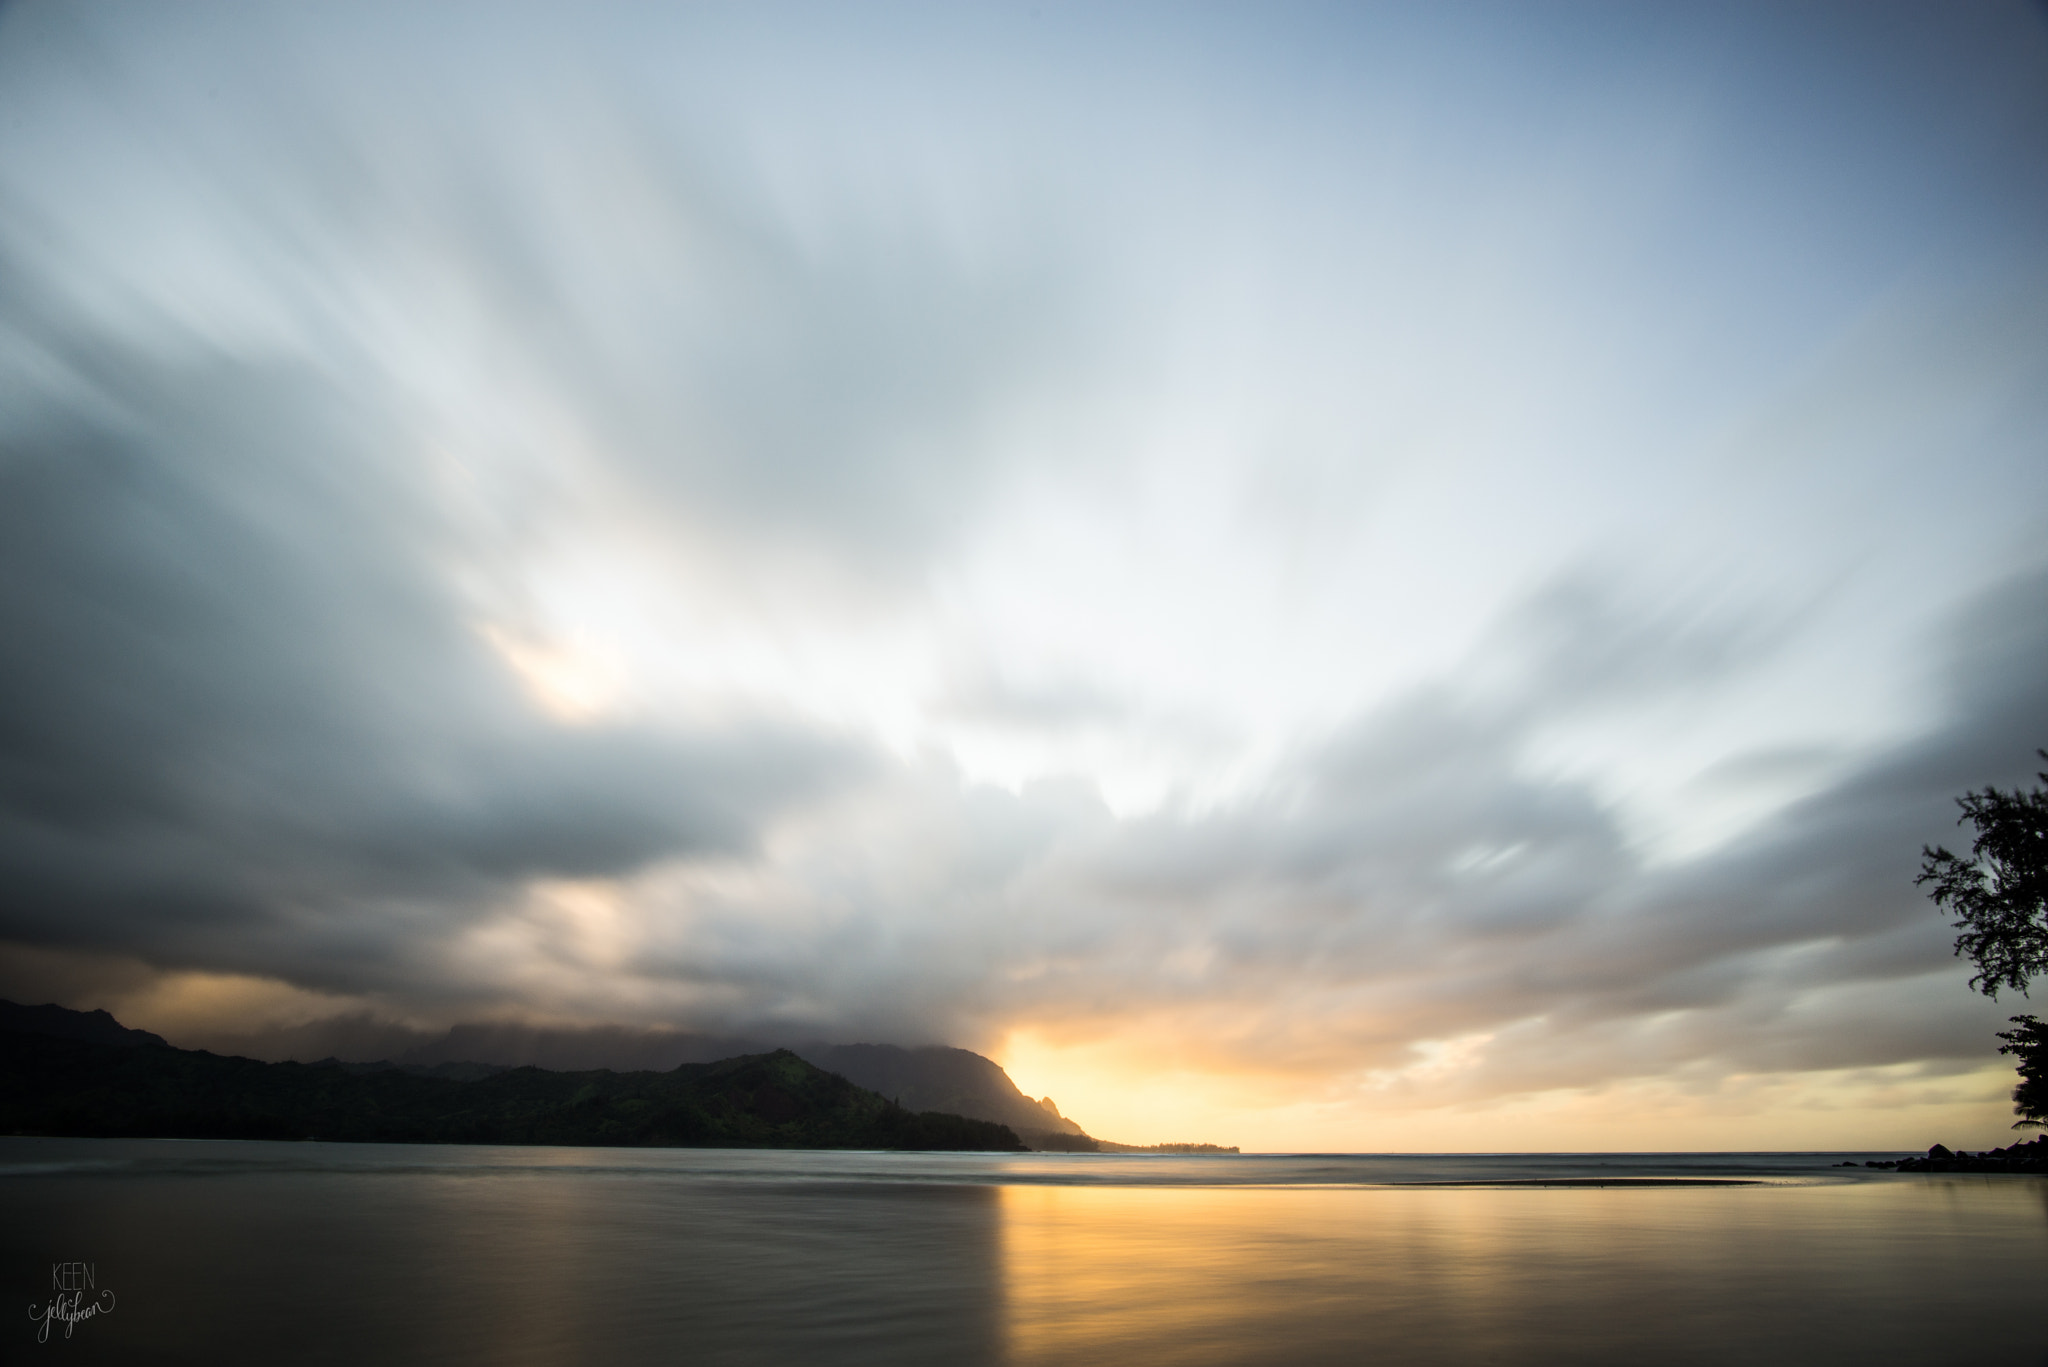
[2,1,2045,1151]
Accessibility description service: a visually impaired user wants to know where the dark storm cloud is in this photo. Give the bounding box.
[0,1,1087,1002]
[0,275,865,991]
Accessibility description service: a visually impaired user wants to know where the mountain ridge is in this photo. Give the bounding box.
[0,998,169,1049]
[792,1042,1089,1147]
[0,1011,1024,1151]
[0,1002,1235,1152]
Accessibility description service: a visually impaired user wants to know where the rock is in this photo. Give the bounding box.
[1927,1143,1954,1160]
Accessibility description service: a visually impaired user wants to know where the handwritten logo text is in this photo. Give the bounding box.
[29,1263,115,1344]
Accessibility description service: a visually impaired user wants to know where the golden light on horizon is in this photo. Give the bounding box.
[1000,1023,2028,1153]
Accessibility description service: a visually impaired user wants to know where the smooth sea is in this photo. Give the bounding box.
[6,1138,2045,1365]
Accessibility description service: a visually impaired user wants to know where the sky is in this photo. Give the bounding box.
[2,0,2046,1151]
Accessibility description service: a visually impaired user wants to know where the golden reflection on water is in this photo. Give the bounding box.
[9,1141,2048,1366]
[998,1180,2048,1366]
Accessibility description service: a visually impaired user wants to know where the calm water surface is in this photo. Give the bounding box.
[6,1139,2045,1365]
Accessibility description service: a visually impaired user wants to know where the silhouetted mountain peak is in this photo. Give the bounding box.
[0,999,167,1049]
[792,1042,1088,1142]
[0,1032,1025,1151]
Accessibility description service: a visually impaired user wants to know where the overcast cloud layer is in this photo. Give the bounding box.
[2,1,2046,1148]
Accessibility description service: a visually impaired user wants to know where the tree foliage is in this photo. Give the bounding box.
[1997,1015,2047,1131]
[1917,751,2048,999]
[1919,752,2048,1127]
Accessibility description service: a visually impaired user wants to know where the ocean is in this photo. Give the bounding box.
[6,1138,2044,1365]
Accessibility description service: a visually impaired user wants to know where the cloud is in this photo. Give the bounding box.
[0,1,1090,1000]
[1,2,2046,1149]
[2,263,2041,1113]
[243,568,2035,1102]
[0,262,868,999]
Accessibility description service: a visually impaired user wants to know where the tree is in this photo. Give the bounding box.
[1918,751,2048,1128]
[1997,1016,2047,1130]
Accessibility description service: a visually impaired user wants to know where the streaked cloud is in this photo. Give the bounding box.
[2,0,2045,1147]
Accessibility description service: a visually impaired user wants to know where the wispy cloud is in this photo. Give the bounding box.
[2,0,2045,1146]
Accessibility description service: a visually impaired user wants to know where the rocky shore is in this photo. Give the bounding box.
[1847,1136,2048,1173]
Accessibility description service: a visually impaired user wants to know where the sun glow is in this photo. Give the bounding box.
[479,623,627,723]
[1000,1023,2028,1153]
